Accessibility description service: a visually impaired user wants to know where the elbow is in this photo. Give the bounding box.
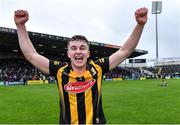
[120,48,133,59]
[24,52,37,63]
[126,50,133,58]
[24,54,33,62]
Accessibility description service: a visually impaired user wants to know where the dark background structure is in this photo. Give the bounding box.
[0,27,148,61]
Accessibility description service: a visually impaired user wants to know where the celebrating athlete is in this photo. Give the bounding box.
[14,7,148,124]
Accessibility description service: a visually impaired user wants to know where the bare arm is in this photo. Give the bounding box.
[109,7,148,70]
[14,10,50,74]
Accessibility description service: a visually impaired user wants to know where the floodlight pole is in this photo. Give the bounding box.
[152,1,162,60]
[155,11,159,59]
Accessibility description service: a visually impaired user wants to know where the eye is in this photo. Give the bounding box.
[70,46,77,50]
[80,45,87,50]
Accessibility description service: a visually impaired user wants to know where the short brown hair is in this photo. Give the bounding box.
[67,35,90,48]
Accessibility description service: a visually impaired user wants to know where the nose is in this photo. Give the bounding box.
[76,48,81,53]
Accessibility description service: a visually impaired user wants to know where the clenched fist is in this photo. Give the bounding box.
[14,10,29,25]
[135,7,148,25]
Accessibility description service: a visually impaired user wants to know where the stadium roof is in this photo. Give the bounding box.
[0,27,148,61]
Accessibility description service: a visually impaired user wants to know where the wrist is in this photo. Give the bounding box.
[16,23,26,28]
[136,23,145,28]
[16,24,27,32]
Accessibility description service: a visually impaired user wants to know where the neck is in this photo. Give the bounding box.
[71,64,87,74]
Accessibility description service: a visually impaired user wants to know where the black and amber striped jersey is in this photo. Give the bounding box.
[49,57,109,124]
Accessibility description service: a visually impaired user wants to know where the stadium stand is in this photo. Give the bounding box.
[0,27,148,60]
[0,59,55,85]
[1,26,179,84]
[117,57,180,80]
[0,26,148,85]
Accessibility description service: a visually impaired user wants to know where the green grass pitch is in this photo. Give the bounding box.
[0,79,180,124]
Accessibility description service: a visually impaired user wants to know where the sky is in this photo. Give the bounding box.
[0,0,180,60]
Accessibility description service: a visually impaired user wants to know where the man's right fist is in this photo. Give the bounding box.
[14,10,29,25]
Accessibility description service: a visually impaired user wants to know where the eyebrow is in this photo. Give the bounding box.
[80,45,87,48]
[69,45,87,49]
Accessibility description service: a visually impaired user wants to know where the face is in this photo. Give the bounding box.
[67,40,90,69]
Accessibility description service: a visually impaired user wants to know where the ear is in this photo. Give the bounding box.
[87,50,90,58]
[67,50,71,58]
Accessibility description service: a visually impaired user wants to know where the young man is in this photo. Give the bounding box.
[14,7,148,124]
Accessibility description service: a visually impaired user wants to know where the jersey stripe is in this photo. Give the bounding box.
[84,71,93,124]
[89,61,103,123]
[68,75,79,124]
[77,92,86,124]
[89,63,98,123]
[61,67,71,123]
[57,65,67,123]
[76,77,86,124]
[85,88,93,124]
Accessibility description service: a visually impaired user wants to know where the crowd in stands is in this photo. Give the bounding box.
[104,67,132,80]
[0,59,55,84]
[0,59,180,84]
[161,65,180,75]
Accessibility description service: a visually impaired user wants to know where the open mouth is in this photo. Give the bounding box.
[75,56,83,62]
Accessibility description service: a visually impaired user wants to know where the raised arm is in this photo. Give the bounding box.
[109,7,148,70]
[14,10,50,74]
